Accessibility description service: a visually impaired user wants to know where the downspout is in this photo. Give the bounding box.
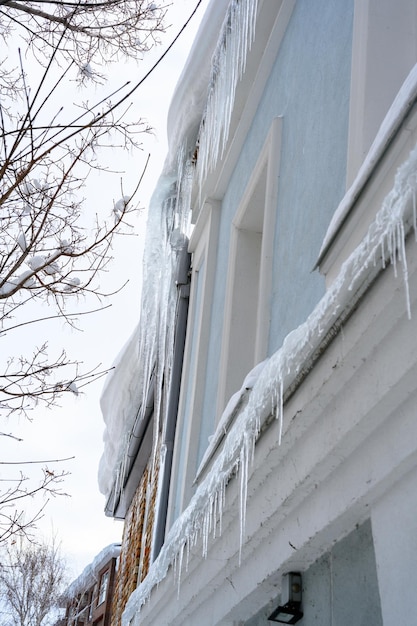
[153,243,191,559]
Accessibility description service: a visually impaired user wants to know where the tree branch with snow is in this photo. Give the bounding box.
[0,2,167,420]
[0,0,180,543]
[0,534,68,625]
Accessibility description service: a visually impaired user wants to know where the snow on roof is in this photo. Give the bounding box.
[63,543,121,600]
[98,1,225,499]
[98,0,257,501]
[98,324,142,497]
[165,0,230,174]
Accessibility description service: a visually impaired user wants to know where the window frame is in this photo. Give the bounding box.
[216,116,282,418]
[192,117,283,482]
[97,569,109,607]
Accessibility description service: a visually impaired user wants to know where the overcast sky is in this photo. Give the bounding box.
[0,0,210,582]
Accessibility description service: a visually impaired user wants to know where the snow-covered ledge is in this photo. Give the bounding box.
[316,61,417,268]
[122,131,417,624]
[195,359,269,481]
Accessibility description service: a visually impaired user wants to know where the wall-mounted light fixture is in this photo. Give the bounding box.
[268,572,303,624]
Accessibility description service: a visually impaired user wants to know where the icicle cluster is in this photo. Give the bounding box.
[195,0,258,193]
[99,148,193,508]
[99,0,257,505]
[122,137,417,625]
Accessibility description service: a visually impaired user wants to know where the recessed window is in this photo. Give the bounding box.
[216,117,282,416]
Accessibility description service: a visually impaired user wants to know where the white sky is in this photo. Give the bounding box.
[0,0,210,581]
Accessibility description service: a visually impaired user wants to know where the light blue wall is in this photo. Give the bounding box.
[268,0,353,351]
[198,0,353,465]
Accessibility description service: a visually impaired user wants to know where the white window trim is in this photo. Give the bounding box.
[216,117,282,422]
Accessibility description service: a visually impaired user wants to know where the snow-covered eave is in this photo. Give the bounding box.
[99,0,259,501]
[122,128,417,624]
[63,543,121,602]
[98,1,229,496]
[164,0,230,174]
[316,61,417,269]
[98,1,227,500]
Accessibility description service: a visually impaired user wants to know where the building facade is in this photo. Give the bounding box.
[61,545,120,626]
[99,0,417,624]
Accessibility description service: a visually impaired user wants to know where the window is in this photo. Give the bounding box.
[97,570,109,606]
[216,117,282,416]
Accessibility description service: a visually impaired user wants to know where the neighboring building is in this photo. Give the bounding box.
[99,0,417,624]
[60,544,120,626]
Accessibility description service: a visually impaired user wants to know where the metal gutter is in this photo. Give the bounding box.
[152,244,191,560]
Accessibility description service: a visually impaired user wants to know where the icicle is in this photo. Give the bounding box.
[212,491,217,540]
[413,184,417,241]
[397,218,411,319]
[218,479,225,538]
[185,540,190,573]
[381,234,387,269]
[239,436,249,564]
[202,501,210,558]
[195,0,258,194]
[278,377,284,446]
[249,429,255,467]
[176,543,185,596]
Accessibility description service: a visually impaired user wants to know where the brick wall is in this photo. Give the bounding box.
[110,446,160,626]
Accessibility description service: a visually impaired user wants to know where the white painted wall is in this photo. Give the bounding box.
[372,467,417,625]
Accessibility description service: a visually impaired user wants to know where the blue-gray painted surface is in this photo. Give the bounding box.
[268,0,353,351]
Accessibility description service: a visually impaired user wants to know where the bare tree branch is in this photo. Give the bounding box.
[0,534,68,626]
[0,456,75,464]
[0,467,71,544]
[0,0,203,543]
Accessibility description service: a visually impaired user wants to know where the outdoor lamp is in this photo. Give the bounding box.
[268,572,303,624]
